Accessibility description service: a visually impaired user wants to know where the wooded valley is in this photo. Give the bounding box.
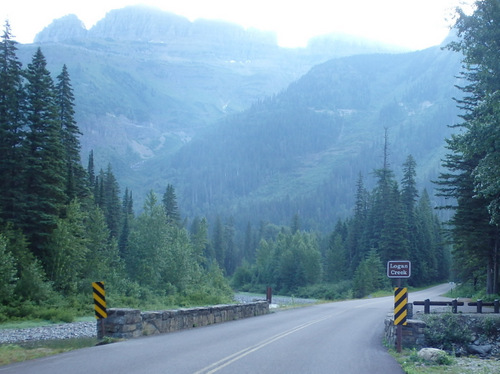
[1,1,499,321]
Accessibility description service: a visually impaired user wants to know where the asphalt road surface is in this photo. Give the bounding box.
[1,284,453,374]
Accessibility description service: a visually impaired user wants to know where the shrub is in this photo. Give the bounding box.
[423,313,472,350]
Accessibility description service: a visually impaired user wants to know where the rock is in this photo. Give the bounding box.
[418,348,447,362]
[35,14,88,43]
[468,344,493,356]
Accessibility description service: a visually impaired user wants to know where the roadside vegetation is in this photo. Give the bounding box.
[0,338,98,366]
[390,348,500,374]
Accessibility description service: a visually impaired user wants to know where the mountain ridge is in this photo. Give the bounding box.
[15,6,462,230]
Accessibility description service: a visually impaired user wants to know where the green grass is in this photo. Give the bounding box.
[0,338,98,366]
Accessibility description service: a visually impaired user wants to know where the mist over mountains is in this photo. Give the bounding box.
[17,6,462,231]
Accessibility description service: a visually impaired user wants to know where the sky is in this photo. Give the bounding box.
[1,0,476,49]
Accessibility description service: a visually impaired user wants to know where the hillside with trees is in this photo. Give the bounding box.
[1,1,499,320]
[0,23,232,321]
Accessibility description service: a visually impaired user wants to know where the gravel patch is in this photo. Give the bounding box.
[0,322,97,345]
[234,293,317,307]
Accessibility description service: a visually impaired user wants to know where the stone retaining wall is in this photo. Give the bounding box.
[384,312,500,358]
[97,301,269,339]
[384,315,427,348]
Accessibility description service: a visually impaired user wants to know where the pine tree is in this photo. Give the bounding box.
[378,183,409,263]
[438,1,500,293]
[0,21,26,225]
[190,216,209,265]
[324,231,347,282]
[163,184,181,227]
[87,150,95,191]
[102,164,122,238]
[401,155,418,215]
[56,64,87,202]
[118,188,133,258]
[346,173,368,271]
[223,217,236,276]
[22,48,66,258]
[401,155,421,284]
[212,216,225,269]
[242,222,255,263]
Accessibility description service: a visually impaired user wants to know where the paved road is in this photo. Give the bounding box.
[1,284,452,374]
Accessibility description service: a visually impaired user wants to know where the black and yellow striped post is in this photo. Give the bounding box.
[394,287,408,352]
[394,287,408,326]
[92,281,107,319]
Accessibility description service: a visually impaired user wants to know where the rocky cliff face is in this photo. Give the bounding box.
[35,5,277,49]
[35,14,87,43]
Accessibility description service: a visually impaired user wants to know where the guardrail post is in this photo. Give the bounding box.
[477,299,483,313]
[424,299,430,314]
[452,299,458,313]
[495,300,499,314]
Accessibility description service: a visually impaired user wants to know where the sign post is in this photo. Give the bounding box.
[387,260,411,353]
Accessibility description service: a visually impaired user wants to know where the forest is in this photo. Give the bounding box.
[0,0,499,322]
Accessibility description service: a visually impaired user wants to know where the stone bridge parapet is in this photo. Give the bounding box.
[98,301,269,339]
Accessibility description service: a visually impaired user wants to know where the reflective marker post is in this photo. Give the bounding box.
[92,281,107,339]
[394,287,408,352]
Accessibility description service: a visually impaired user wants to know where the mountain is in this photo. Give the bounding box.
[16,6,460,231]
[166,46,463,230]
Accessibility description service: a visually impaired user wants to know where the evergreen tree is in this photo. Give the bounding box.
[223,217,236,276]
[0,21,25,225]
[438,0,500,294]
[83,204,122,286]
[255,239,274,287]
[56,64,87,202]
[102,164,122,238]
[378,183,410,263]
[1,224,51,302]
[126,190,168,289]
[0,234,17,303]
[291,213,301,234]
[352,249,388,298]
[346,173,368,271]
[163,184,181,227]
[413,189,441,284]
[45,200,87,294]
[212,216,226,269]
[242,222,255,263]
[87,150,95,191]
[401,155,420,284]
[118,188,133,258]
[324,231,347,283]
[401,155,418,215]
[190,216,209,266]
[448,0,500,225]
[22,48,66,258]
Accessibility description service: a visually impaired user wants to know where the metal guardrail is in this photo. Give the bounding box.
[413,299,500,314]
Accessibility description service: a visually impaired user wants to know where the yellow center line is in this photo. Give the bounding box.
[193,314,335,374]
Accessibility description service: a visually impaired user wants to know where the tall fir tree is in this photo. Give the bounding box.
[0,21,26,225]
[87,150,95,191]
[118,187,133,258]
[346,173,368,271]
[56,64,87,202]
[101,164,122,239]
[23,48,66,259]
[162,184,181,227]
[438,0,500,294]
